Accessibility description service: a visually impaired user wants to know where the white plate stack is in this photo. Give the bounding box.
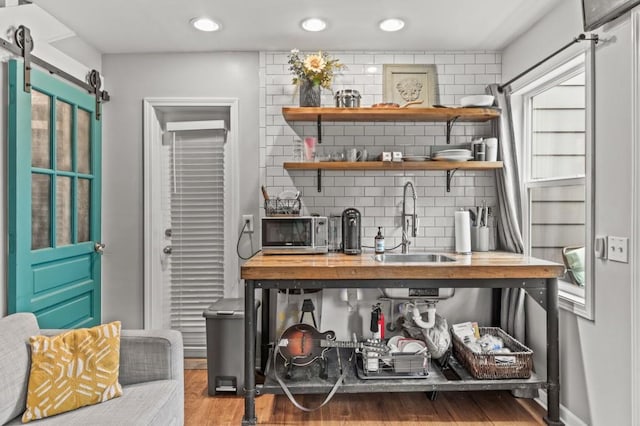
[402,155,430,162]
[432,149,473,162]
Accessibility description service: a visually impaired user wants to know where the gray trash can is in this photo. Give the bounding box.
[203,298,260,395]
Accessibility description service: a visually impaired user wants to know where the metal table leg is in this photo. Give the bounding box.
[544,277,563,426]
[260,289,271,373]
[243,280,257,425]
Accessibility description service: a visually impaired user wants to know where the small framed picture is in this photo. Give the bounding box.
[383,64,439,107]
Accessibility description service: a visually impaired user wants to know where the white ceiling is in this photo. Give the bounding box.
[31,0,561,54]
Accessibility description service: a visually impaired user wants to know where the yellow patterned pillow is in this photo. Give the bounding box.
[22,321,123,423]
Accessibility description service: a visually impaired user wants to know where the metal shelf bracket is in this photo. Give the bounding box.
[446,169,459,193]
[317,115,322,144]
[317,169,322,192]
[446,116,460,144]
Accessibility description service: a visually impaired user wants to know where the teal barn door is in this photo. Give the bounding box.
[8,59,102,328]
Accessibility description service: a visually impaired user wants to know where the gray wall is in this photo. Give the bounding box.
[503,1,633,424]
[101,52,260,328]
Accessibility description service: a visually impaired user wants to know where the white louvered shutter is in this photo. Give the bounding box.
[169,130,225,356]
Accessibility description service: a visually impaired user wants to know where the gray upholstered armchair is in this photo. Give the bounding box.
[0,313,184,425]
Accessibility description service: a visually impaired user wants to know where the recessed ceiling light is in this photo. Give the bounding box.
[301,18,327,32]
[379,18,405,32]
[190,17,220,32]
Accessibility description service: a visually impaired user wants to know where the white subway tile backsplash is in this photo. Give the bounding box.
[444,64,466,74]
[475,74,499,84]
[266,64,285,74]
[354,54,374,63]
[394,54,415,64]
[374,54,394,64]
[455,54,476,64]
[364,186,385,197]
[465,64,486,74]
[384,126,405,136]
[334,176,355,186]
[485,63,502,74]
[324,186,345,197]
[260,49,501,251]
[365,126,386,136]
[435,54,455,64]
[455,74,475,85]
[445,84,466,95]
[465,84,486,94]
[475,53,496,64]
[414,54,435,64]
[354,197,376,207]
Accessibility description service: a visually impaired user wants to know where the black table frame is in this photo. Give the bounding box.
[242,277,562,426]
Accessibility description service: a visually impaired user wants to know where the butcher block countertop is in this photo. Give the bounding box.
[241,251,565,280]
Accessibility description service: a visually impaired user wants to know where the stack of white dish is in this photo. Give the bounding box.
[402,155,430,162]
[432,148,473,162]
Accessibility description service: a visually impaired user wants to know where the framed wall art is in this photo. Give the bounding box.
[383,64,439,107]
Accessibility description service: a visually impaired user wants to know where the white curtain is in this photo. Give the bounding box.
[487,84,526,343]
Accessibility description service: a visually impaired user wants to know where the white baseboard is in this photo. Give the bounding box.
[536,390,587,426]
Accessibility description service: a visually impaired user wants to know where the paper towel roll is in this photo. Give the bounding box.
[455,210,471,254]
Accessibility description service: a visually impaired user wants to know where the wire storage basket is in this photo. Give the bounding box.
[264,199,301,217]
[452,327,533,379]
[356,350,430,379]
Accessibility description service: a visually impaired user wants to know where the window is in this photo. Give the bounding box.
[515,53,594,319]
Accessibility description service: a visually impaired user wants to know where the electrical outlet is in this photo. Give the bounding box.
[608,236,629,263]
[242,214,254,233]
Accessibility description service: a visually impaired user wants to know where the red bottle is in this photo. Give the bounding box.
[378,311,385,340]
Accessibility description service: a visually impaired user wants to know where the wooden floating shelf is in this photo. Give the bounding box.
[283,161,503,171]
[284,161,503,192]
[282,107,501,122]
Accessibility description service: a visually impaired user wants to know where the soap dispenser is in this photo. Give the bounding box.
[375,227,385,255]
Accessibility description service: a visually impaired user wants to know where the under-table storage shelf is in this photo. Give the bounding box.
[260,347,544,395]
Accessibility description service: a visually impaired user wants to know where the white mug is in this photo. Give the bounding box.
[484,138,498,162]
[345,148,362,162]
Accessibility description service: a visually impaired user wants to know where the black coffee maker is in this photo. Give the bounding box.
[342,208,361,255]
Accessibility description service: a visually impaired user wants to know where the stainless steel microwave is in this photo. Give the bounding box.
[261,216,328,254]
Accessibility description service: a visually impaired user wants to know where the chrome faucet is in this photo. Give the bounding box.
[401,181,418,253]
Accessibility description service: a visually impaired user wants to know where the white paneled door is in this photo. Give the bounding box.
[143,98,239,358]
[162,125,226,357]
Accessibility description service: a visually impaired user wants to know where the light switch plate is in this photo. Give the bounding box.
[608,236,629,263]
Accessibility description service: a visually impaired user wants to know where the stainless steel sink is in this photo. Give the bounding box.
[375,253,456,263]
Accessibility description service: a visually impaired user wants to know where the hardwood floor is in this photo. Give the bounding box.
[184,369,547,425]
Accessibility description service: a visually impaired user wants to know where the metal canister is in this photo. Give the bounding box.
[334,89,361,108]
[473,141,486,161]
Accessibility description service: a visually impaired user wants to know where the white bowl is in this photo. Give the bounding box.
[402,341,426,353]
[460,95,495,107]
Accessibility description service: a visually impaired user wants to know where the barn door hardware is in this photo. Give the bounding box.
[89,70,110,120]
[14,25,33,93]
[0,25,111,119]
